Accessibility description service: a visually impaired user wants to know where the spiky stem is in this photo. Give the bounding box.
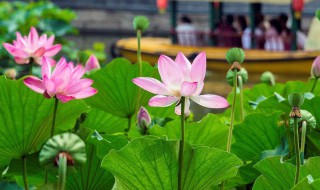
[178,97,186,190]
[221,69,238,190]
[22,156,29,190]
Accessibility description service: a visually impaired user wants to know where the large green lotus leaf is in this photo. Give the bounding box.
[253,156,320,190]
[85,58,159,118]
[81,108,128,134]
[302,97,320,128]
[224,163,260,189]
[291,177,320,190]
[4,153,56,188]
[232,113,285,162]
[66,144,115,190]
[149,114,228,150]
[102,137,242,190]
[256,95,291,115]
[0,76,88,159]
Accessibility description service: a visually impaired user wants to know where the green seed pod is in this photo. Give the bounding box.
[226,68,248,87]
[225,47,245,64]
[39,133,86,169]
[260,71,275,86]
[288,92,305,107]
[133,16,150,32]
[300,110,316,129]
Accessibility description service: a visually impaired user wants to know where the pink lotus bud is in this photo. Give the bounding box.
[311,56,320,78]
[137,106,151,135]
[85,55,100,73]
[4,68,17,80]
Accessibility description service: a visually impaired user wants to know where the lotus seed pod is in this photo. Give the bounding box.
[288,92,305,107]
[300,110,316,129]
[133,16,150,32]
[225,47,245,64]
[39,133,86,169]
[311,56,320,78]
[226,68,248,87]
[260,71,275,85]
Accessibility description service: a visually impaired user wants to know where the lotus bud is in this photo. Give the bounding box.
[260,71,275,86]
[226,47,245,65]
[226,68,248,87]
[133,16,150,32]
[4,68,17,80]
[311,56,320,78]
[137,106,151,135]
[300,110,316,129]
[39,133,86,169]
[85,55,100,73]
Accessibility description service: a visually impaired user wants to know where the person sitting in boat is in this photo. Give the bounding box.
[241,14,265,49]
[278,13,292,50]
[215,14,241,47]
[264,18,285,51]
[176,15,197,46]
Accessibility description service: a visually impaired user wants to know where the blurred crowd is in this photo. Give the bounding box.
[175,13,307,51]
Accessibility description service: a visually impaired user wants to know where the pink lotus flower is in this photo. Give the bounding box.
[85,55,100,73]
[3,27,62,65]
[137,106,151,134]
[133,52,229,115]
[311,56,320,78]
[23,57,97,103]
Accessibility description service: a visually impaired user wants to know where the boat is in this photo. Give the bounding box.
[116,0,319,83]
[116,37,320,82]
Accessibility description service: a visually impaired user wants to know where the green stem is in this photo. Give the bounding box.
[22,156,29,190]
[137,29,142,75]
[125,116,132,134]
[57,153,67,190]
[293,117,301,185]
[178,97,186,190]
[311,77,319,93]
[50,97,59,137]
[29,61,33,75]
[136,29,142,113]
[238,75,244,121]
[285,121,294,158]
[221,69,238,190]
[300,120,307,165]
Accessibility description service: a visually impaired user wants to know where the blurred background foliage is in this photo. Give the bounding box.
[0,1,107,76]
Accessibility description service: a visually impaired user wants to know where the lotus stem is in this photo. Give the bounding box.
[293,117,301,185]
[29,61,33,76]
[125,116,132,134]
[57,153,67,190]
[136,29,142,113]
[22,156,29,190]
[178,97,186,190]
[137,29,142,75]
[51,97,59,137]
[221,68,238,190]
[300,120,307,165]
[238,75,244,121]
[311,77,319,93]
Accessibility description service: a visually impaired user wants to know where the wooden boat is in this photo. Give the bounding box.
[116,37,320,82]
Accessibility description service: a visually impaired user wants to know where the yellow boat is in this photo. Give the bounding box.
[116,37,320,82]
